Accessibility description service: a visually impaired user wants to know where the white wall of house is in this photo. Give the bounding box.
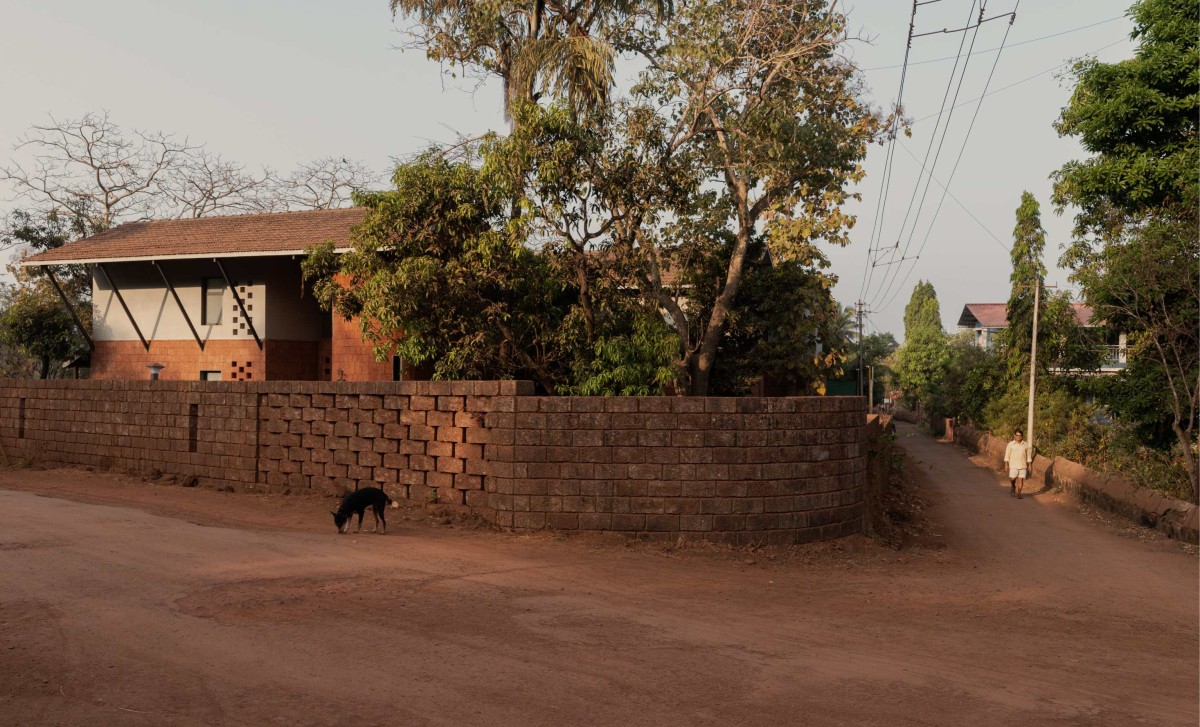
[91,258,324,343]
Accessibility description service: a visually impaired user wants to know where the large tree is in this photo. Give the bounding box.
[628,0,882,393]
[1,112,378,229]
[0,112,199,231]
[1052,0,1199,501]
[360,0,882,395]
[1052,0,1197,239]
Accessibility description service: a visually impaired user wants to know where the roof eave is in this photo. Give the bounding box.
[20,247,353,267]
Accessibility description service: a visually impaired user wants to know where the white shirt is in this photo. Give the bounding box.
[1005,440,1032,467]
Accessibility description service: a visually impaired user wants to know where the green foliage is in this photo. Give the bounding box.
[565,313,679,396]
[1052,0,1199,501]
[1058,413,1194,501]
[934,333,1004,424]
[0,208,94,378]
[1052,0,1199,236]
[1083,355,1179,449]
[1002,191,1047,378]
[304,153,576,390]
[902,280,942,338]
[389,0,671,120]
[984,384,1087,454]
[895,281,949,409]
[0,286,82,379]
[706,246,845,395]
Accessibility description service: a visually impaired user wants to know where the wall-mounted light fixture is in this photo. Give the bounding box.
[147,363,165,380]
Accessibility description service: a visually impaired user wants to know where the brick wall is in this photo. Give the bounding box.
[0,380,258,488]
[264,340,321,381]
[330,314,392,381]
[92,340,266,381]
[485,396,866,544]
[0,380,866,544]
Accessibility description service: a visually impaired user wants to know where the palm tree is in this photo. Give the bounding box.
[512,0,673,121]
[835,303,857,347]
[390,0,671,124]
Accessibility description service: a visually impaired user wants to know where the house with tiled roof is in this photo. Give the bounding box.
[21,208,410,382]
[955,302,1128,373]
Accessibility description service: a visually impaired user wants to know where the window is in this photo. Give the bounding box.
[202,278,225,325]
[392,355,403,382]
[200,371,222,381]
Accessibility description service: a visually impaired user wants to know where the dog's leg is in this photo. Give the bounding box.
[355,511,363,533]
[380,506,387,534]
[370,509,379,533]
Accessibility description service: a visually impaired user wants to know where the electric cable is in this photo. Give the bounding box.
[858,1,920,303]
[858,15,1122,71]
[869,0,989,309]
[876,1,1022,313]
[908,37,1128,125]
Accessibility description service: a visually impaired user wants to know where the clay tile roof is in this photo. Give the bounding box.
[21,207,366,266]
[957,303,1009,328]
[1072,304,1094,326]
[958,302,1096,328]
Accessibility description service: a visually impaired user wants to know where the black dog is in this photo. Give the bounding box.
[331,487,399,534]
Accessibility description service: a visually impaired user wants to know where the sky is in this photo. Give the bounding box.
[0,0,1138,339]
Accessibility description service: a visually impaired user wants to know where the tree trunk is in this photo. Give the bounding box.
[1172,421,1199,504]
[39,356,51,380]
[576,258,595,342]
[687,229,753,395]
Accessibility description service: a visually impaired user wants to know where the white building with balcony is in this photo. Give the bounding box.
[955,302,1128,373]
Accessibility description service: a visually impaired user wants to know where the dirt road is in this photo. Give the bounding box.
[0,422,1195,726]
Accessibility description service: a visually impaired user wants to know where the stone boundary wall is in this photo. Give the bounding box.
[0,380,524,505]
[485,396,866,544]
[0,380,867,544]
[954,422,1198,544]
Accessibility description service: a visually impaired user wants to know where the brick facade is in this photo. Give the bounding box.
[329,314,392,382]
[0,380,866,544]
[92,339,266,381]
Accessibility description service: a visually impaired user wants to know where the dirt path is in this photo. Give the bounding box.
[0,422,1195,726]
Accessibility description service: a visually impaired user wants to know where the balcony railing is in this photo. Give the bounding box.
[1101,345,1128,369]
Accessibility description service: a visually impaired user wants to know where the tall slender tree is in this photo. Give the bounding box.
[1003,191,1047,379]
[895,280,949,409]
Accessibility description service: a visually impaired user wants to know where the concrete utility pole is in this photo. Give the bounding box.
[868,365,874,411]
[855,300,866,399]
[1026,281,1041,453]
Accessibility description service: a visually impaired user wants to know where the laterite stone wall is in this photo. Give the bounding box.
[484,396,866,544]
[0,380,866,544]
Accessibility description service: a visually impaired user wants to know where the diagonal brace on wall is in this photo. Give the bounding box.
[215,259,262,350]
[43,267,94,351]
[153,262,204,350]
[96,264,150,351]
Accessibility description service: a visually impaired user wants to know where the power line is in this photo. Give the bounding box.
[909,37,1129,125]
[858,0,920,303]
[893,140,1009,252]
[870,0,992,309]
[858,15,1123,71]
[867,0,980,298]
[877,2,1021,313]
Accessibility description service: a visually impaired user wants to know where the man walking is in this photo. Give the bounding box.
[1004,429,1033,499]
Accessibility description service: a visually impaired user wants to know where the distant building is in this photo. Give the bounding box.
[955,302,1128,373]
[22,208,415,382]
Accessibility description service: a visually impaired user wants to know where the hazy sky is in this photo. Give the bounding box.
[0,0,1137,338]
